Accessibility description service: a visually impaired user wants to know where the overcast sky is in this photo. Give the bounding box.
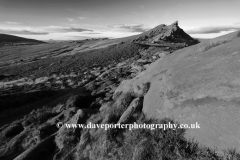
[0,0,239,40]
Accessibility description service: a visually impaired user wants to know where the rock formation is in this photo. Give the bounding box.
[115,30,240,151]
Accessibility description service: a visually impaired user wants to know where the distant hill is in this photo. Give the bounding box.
[0,34,45,47]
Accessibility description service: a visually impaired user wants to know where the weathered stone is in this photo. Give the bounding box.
[55,109,95,150]
[117,97,143,124]
[115,31,240,151]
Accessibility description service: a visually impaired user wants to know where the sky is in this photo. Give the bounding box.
[0,0,240,40]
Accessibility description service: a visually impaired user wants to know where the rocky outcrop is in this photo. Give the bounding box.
[114,30,240,152]
[53,108,96,159]
[55,109,89,150]
[133,21,197,46]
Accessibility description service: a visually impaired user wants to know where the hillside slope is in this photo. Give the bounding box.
[115,30,240,151]
[0,34,45,47]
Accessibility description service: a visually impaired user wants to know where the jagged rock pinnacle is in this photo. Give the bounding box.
[171,21,178,26]
[134,21,196,45]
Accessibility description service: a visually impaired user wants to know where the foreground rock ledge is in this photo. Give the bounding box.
[114,31,240,152]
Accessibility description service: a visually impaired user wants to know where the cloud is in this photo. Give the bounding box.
[66,35,91,39]
[42,26,93,33]
[186,25,240,34]
[5,21,22,25]
[0,25,93,37]
[0,29,48,35]
[63,27,92,32]
[66,18,74,22]
[233,22,240,25]
[78,17,87,20]
[83,32,101,34]
[108,24,150,33]
[139,5,145,9]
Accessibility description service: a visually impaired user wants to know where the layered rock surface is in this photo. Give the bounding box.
[115,31,240,151]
